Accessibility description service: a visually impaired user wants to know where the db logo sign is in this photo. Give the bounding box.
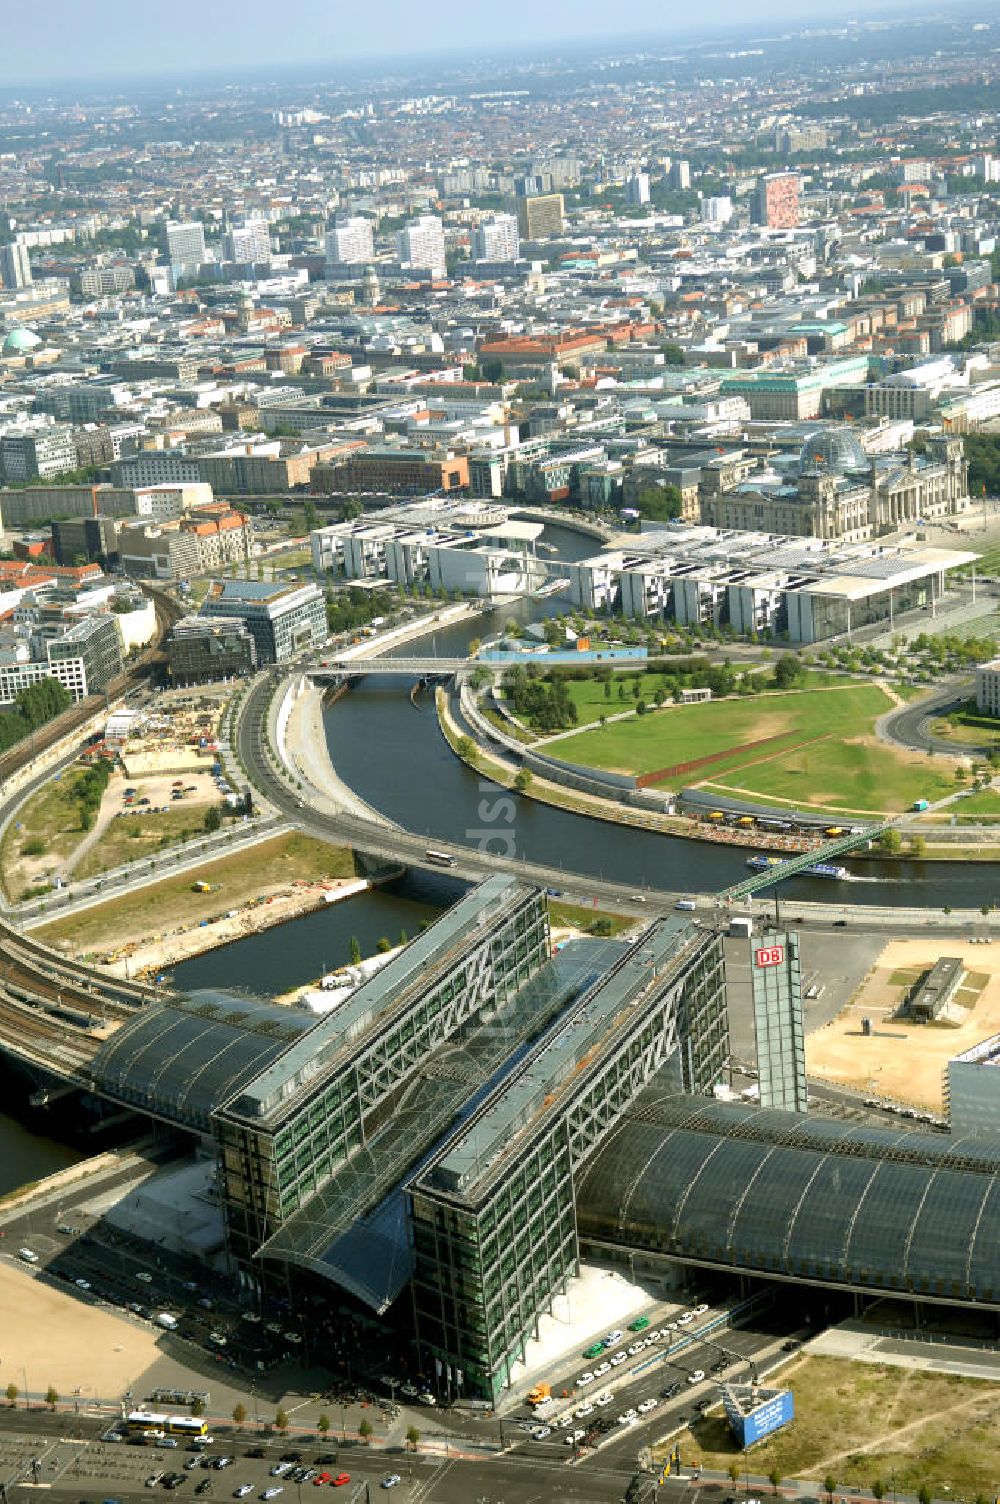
[754,945,785,969]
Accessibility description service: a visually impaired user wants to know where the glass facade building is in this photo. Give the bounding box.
[410,920,728,1400]
[751,931,807,1112]
[213,877,550,1270]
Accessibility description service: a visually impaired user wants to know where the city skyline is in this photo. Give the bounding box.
[2,0,950,85]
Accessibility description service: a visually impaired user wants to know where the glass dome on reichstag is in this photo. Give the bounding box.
[798,425,868,476]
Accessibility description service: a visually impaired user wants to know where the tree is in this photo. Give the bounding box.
[871,1482,885,1502]
[405,1425,420,1451]
[341,497,363,521]
[204,803,223,833]
[773,653,806,689]
[514,767,532,793]
[317,1413,330,1437]
[768,1467,782,1495]
[232,1403,247,1427]
[376,936,392,953]
[358,1418,373,1446]
[191,1397,205,1418]
[349,936,362,965]
[908,834,926,858]
[467,638,481,658]
[302,500,318,532]
[916,1487,931,1504]
[5,1383,17,1407]
[275,1409,289,1433]
[632,482,683,523]
[728,1462,741,1484]
[878,828,902,856]
[824,1475,837,1503]
[45,1386,59,1410]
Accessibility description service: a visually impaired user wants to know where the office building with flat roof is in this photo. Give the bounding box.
[199,579,326,663]
[325,215,375,268]
[751,171,800,229]
[396,216,446,279]
[472,214,520,263]
[516,193,565,240]
[167,615,258,684]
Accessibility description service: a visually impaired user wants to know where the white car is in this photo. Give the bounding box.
[616,1410,638,1426]
[676,1312,694,1326]
[594,1361,611,1376]
[575,1404,594,1419]
[595,1391,613,1407]
[627,1343,643,1357]
[269,1465,291,1478]
[530,1426,551,1441]
[380,1480,401,1492]
[687,1369,706,1384]
[610,1352,627,1367]
[75,1278,92,1291]
[693,1303,710,1316]
[261,1491,283,1501]
[576,1371,595,1386]
[637,1398,658,1414]
[235,1488,254,1498]
[603,1329,624,1347]
[563,1429,585,1446]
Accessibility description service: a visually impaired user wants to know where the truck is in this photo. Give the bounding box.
[729,916,753,939]
[526,1382,551,1406]
[911,799,930,812]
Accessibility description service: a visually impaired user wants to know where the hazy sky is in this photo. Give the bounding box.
[2,0,907,85]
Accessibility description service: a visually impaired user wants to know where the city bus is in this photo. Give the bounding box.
[424,849,457,868]
[126,1412,208,1438]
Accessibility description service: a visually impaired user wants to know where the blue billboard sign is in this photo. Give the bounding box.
[735,1388,794,1448]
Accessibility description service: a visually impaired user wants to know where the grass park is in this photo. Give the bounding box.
[669,1356,999,1498]
[542,682,960,815]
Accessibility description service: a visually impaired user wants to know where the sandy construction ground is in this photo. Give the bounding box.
[806,937,1000,1110]
[0,1260,160,1402]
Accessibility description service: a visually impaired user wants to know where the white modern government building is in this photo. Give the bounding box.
[565,526,976,644]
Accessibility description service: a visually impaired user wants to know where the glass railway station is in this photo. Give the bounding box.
[577,1091,1000,1307]
[85,877,1000,1400]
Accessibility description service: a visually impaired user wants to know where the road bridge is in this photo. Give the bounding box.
[309,656,469,679]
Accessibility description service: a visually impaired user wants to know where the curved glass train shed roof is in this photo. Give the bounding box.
[90,994,314,1133]
[576,1095,1000,1307]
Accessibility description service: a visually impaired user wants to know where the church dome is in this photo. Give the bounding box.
[2,327,42,355]
[798,426,867,476]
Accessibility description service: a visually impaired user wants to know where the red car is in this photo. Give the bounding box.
[312,1477,330,1488]
[331,1478,350,1489]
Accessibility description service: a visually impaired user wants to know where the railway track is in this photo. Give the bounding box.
[0,586,184,1078]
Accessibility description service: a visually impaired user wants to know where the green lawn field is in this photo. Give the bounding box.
[518,667,858,732]
[543,682,954,814]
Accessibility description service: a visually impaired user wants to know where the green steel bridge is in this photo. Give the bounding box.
[718,822,897,902]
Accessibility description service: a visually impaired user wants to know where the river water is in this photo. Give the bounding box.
[0,1068,83,1197]
[169,875,450,996]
